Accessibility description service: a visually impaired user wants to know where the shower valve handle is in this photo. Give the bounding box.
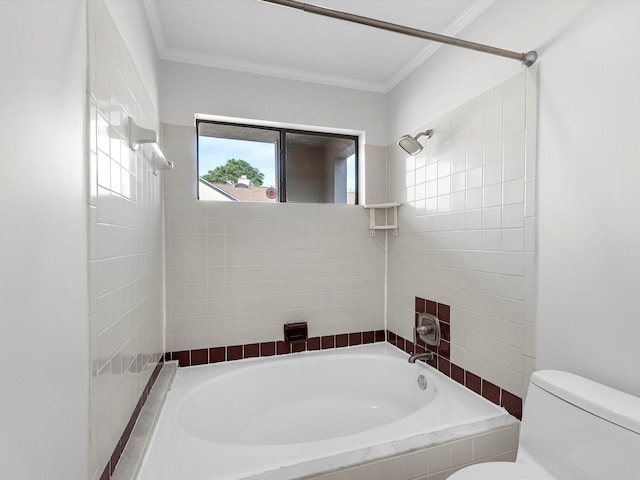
[416,325,434,335]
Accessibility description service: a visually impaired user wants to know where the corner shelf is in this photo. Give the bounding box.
[363,202,400,236]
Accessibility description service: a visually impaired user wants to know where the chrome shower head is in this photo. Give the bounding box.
[397,129,433,155]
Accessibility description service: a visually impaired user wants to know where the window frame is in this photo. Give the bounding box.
[196,119,359,205]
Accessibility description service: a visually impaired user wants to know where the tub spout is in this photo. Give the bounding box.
[408,351,434,364]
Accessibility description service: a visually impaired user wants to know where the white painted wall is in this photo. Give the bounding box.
[105,0,160,109]
[388,1,640,397]
[159,60,388,146]
[0,2,88,479]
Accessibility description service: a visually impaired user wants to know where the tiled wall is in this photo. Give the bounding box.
[387,297,522,420]
[162,123,385,354]
[387,69,537,398]
[87,2,164,479]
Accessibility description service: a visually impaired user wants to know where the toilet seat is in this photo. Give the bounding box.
[448,462,556,480]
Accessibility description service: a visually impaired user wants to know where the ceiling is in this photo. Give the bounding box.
[143,0,493,93]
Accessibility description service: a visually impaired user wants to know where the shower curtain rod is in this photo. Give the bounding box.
[260,0,537,66]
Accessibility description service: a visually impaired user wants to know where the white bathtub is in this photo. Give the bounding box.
[137,343,517,480]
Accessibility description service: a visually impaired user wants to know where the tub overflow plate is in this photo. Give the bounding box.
[417,374,428,390]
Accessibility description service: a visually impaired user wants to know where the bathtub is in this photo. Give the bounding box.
[137,343,517,480]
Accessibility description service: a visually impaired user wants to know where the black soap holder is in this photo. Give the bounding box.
[284,322,308,342]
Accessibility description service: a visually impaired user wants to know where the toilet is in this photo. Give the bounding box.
[449,370,640,479]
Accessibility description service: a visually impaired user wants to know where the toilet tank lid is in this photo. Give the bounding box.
[531,370,640,435]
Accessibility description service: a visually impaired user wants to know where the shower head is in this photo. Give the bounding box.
[397,129,433,155]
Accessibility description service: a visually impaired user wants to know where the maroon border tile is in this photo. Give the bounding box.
[438,357,451,376]
[427,353,438,368]
[227,345,243,361]
[276,340,291,355]
[260,342,275,357]
[465,371,482,395]
[403,339,415,354]
[437,340,450,359]
[437,303,451,323]
[440,322,450,342]
[291,341,306,353]
[451,364,465,385]
[425,300,437,315]
[307,337,321,351]
[336,334,349,348]
[415,297,426,313]
[482,379,501,405]
[100,465,110,480]
[166,330,384,365]
[100,360,163,480]
[109,443,122,474]
[172,350,190,367]
[321,335,335,349]
[209,346,225,363]
[190,348,209,366]
[244,343,259,358]
[501,389,523,419]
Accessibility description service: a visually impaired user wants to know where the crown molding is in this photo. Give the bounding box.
[160,47,389,93]
[383,0,495,92]
[143,0,495,94]
[143,0,167,54]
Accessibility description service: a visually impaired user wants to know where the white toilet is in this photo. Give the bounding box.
[449,369,640,479]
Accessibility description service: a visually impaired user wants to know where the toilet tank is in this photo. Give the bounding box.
[518,370,640,479]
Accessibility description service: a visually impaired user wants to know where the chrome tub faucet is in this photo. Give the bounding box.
[408,351,434,363]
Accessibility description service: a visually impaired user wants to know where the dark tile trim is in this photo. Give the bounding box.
[227,345,243,361]
[386,327,523,419]
[191,348,208,366]
[100,358,164,480]
[166,330,386,370]
[210,346,225,363]
[394,295,524,420]
[244,343,259,358]
[260,341,275,357]
[307,337,321,351]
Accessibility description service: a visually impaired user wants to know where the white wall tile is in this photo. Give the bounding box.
[87,2,164,478]
[428,443,451,473]
[386,71,537,397]
[405,449,429,480]
[451,438,473,468]
[378,455,406,480]
[472,432,495,460]
[164,126,385,351]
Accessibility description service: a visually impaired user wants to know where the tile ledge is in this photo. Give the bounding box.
[111,361,178,480]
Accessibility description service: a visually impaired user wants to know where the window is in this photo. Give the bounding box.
[197,120,358,204]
